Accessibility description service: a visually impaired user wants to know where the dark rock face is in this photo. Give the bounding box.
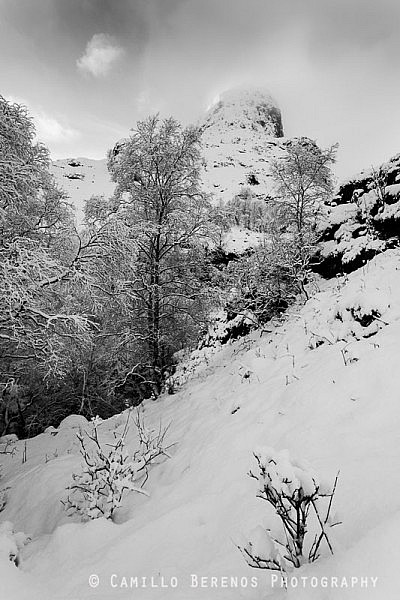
[264,105,284,138]
[64,172,85,180]
[315,153,400,277]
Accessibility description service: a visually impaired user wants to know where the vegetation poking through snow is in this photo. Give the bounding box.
[239,448,339,574]
[0,521,30,566]
[62,410,173,520]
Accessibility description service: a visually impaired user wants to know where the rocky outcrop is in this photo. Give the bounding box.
[51,88,297,231]
[315,153,400,276]
[199,87,286,203]
[202,87,284,139]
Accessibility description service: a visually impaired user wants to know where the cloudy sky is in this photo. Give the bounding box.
[1,0,399,180]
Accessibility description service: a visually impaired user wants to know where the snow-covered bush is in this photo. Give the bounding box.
[63,410,172,521]
[238,448,339,573]
[307,285,390,349]
[224,234,305,326]
[0,521,30,566]
[165,309,256,391]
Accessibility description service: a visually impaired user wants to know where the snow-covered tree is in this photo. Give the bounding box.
[94,116,213,394]
[0,96,93,435]
[270,139,337,239]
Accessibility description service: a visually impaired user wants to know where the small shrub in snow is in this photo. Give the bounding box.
[0,521,30,566]
[63,410,172,521]
[0,437,17,455]
[239,447,339,573]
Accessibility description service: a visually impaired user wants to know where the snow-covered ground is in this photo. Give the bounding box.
[1,248,400,599]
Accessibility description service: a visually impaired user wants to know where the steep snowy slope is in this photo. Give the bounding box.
[50,157,115,224]
[1,249,400,599]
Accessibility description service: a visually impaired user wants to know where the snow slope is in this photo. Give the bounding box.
[1,249,400,599]
[50,157,115,224]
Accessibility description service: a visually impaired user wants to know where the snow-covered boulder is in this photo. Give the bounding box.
[44,426,58,435]
[57,415,89,431]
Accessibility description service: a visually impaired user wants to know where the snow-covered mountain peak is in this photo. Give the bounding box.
[51,88,287,226]
[199,87,286,206]
[202,87,284,141]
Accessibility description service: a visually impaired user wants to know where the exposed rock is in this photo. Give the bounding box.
[64,172,84,180]
[199,87,286,203]
[315,153,400,276]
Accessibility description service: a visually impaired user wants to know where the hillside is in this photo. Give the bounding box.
[1,248,400,599]
[50,157,115,224]
[317,153,400,276]
[50,87,286,235]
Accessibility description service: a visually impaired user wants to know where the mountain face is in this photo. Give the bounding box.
[51,88,286,223]
[50,157,114,223]
[199,87,285,203]
[202,88,283,140]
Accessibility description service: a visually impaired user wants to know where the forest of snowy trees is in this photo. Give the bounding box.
[0,95,336,438]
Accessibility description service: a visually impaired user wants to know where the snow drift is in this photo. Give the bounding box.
[1,248,400,599]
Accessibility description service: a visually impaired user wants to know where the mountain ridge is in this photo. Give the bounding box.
[50,87,286,222]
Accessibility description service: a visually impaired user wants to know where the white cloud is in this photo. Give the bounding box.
[34,112,79,143]
[6,95,80,145]
[77,33,124,77]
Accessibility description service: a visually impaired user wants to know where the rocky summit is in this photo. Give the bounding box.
[51,88,287,222]
[199,87,286,202]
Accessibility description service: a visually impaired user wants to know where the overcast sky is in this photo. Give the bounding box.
[1,0,399,180]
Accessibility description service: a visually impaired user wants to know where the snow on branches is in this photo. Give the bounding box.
[63,410,173,520]
[238,447,340,574]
